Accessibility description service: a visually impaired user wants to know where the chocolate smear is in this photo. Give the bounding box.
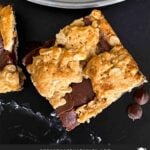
[22,47,40,66]
[0,50,13,69]
[22,39,55,66]
[0,35,14,70]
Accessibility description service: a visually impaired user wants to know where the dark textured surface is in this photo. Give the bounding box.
[0,0,150,145]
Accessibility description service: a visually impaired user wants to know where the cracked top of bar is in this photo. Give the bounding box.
[25,10,146,130]
[0,5,25,93]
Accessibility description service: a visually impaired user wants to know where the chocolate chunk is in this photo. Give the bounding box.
[56,79,95,115]
[133,87,150,106]
[70,79,95,107]
[59,109,79,131]
[83,17,92,26]
[22,39,55,66]
[0,50,13,69]
[96,35,112,54]
[56,79,95,131]
[128,103,143,121]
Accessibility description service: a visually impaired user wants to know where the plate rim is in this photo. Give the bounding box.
[26,0,125,9]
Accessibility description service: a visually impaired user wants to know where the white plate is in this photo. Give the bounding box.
[27,0,125,9]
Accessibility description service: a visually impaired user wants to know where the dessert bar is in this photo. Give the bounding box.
[24,10,146,131]
[0,5,25,93]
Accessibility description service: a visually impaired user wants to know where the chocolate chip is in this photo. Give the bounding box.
[83,17,92,26]
[59,109,79,131]
[96,35,112,54]
[133,87,149,106]
[128,103,143,121]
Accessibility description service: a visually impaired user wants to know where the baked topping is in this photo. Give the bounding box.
[0,5,16,52]
[27,46,84,108]
[76,46,145,123]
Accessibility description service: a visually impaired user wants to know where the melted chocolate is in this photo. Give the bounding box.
[22,47,40,66]
[0,35,15,70]
[22,39,55,66]
[0,50,13,69]
[96,35,112,54]
[56,79,95,130]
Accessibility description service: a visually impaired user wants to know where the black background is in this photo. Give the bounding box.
[0,0,150,146]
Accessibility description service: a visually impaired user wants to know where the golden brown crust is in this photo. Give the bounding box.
[77,46,146,123]
[0,5,25,93]
[0,5,16,52]
[55,10,120,58]
[27,46,84,108]
[26,10,146,127]
[27,10,122,109]
[0,65,25,93]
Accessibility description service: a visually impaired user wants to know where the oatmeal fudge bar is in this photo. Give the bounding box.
[0,5,25,93]
[24,10,146,131]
